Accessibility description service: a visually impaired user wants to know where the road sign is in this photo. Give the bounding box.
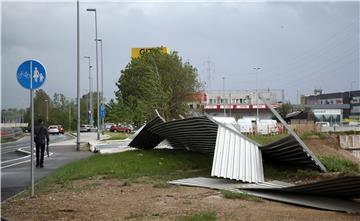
[100,104,106,119]
[16,59,47,197]
[17,60,46,90]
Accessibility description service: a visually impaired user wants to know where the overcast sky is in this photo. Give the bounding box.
[1,0,359,109]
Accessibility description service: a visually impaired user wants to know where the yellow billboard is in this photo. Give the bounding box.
[131,46,169,59]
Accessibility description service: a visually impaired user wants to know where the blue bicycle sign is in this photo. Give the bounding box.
[16,60,46,90]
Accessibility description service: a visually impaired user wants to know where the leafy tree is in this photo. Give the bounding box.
[274,102,293,120]
[115,50,201,124]
[34,89,51,123]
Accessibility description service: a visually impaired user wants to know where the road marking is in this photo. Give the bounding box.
[1,159,30,169]
[1,155,30,164]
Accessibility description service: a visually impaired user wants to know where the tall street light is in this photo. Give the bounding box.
[76,0,80,151]
[87,8,100,140]
[83,89,89,124]
[97,38,104,130]
[84,56,93,126]
[253,67,261,123]
[222,77,226,117]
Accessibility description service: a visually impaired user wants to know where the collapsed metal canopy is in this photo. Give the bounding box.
[260,135,324,171]
[129,107,326,182]
[169,177,360,213]
[128,115,165,149]
[148,116,218,153]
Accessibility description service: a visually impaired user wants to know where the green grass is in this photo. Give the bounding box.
[34,149,213,193]
[299,131,327,139]
[176,212,217,221]
[102,132,129,141]
[221,190,262,202]
[263,162,320,182]
[318,155,359,174]
[247,134,288,146]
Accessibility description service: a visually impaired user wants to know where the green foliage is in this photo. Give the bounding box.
[35,149,213,193]
[274,102,293,120]
[299,131,327,139]
[176,212,217,221]
[221,190,262,202]
[102,132,129,141]
[114,50,202,124]
[248,134,288,145]
[318,155,359,174]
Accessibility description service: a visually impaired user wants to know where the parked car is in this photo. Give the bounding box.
[104,123,114,131]
[58,125,64,134]
[110,124,132,133]
[80,125,91,132]
[48,125,60,135]
[80,125,97,132]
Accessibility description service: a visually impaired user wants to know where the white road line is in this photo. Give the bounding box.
[1,155,30,164]
[1,159,30,169]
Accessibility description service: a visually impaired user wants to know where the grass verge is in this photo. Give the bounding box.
[247,134,288,145]
[221,190,262,202]
[102,132,129,141]
[176,211,217,221]
[34,149,213,193]
[318,155,359,174]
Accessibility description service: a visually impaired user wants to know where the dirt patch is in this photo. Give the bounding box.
[304,135,360,169]
[2,179,360,221]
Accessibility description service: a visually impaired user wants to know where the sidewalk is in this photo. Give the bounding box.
[56,132,110,146]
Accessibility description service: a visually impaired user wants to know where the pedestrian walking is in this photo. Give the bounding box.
[34,118,49,168]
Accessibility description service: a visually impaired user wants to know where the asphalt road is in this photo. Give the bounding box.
[1,134,93,202]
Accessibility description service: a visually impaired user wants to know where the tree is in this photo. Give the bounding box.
[115,50,202,124]
[34,89,51,123]
[275,102,293,120]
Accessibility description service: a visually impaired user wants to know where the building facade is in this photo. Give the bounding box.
[301,89,360,123]
[199,89,283,120]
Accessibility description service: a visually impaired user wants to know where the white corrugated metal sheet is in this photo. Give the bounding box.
[211,124,264,183]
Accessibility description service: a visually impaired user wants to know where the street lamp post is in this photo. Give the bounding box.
[87,8,100,140]
[97,38,104,130]
[83,89,89,124]
[84,56,93,126]
[76,0,80,151]
[253,67,261,123]
[222,77,225,117]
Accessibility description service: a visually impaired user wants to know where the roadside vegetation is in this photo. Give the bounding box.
[248,134,288,145]
[318,155,359,174]
[102,131,129,141]
[33,149,213,193]
[175,211,217,221]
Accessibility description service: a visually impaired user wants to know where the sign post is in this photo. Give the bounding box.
[100,103,106,120]
[17,60,46,196]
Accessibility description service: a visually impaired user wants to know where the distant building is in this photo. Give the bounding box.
[198,89,283,120]
[300,89,360,124]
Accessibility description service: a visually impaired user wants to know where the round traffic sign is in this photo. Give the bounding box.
[16,60,47,90]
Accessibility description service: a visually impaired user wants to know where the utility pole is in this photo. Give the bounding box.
[84,56,93,126]
[76,0,80,151]
[86,8,100,140]
[222,76,226,117]
[253,67,261,123]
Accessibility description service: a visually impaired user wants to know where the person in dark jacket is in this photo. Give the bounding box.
[34,119,49,168]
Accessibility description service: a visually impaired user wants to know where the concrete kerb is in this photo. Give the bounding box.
[89,138,133,153]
